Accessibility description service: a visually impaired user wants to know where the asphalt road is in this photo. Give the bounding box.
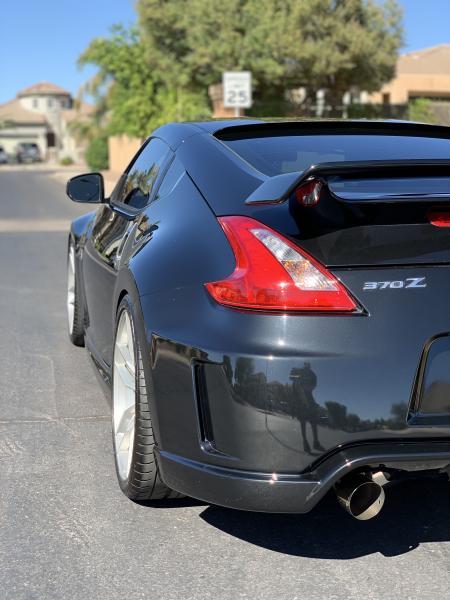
[0,166,449,600]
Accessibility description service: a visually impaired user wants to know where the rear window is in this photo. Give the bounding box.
[218,134,450,177]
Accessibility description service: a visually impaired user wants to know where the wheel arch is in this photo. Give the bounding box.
[116,288,129,315]
[113,266,143,322]
[113,266,163,446]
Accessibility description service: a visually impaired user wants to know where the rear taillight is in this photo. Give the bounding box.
[295,179,322,207]
[205,216,357,312]
[429,211,450,227]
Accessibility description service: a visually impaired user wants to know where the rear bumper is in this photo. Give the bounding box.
[141,278,450,477]
[156,440,450,513]
[139,277,450,509]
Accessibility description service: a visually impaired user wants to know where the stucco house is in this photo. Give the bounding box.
[367,44,450,105]
[0,81,92,161]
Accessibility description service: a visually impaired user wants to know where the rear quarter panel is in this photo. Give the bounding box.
[126,168,236,297]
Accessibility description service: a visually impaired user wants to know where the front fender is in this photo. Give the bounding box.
[70,211,96,248]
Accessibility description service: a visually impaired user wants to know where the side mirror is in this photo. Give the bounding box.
[66,172,105,204]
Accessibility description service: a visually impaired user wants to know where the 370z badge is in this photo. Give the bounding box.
[363,277,427,290]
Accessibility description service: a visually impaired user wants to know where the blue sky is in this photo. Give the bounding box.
[0,0,136,103]
[1,0,449,104]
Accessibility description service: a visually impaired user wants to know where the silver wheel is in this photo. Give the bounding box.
[67,243,75,334]
[113,310,136,481]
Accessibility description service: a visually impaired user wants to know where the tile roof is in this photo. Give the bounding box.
[17,81,71,97]
[0,99,47,125]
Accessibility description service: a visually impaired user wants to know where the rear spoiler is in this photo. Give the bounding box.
[245,159,450,205]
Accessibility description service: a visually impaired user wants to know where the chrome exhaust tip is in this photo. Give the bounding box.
[335,472,387,520]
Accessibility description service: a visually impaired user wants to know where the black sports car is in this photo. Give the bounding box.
[67,119,450,520]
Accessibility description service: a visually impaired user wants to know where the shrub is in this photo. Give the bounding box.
[85,135,109,171]
[59,156,74,166]
[409,98,437,124]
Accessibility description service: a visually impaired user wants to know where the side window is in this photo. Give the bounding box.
[153,158,185,202]
[118,138,172,210]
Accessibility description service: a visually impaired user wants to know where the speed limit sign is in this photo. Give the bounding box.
[223,71,252,111]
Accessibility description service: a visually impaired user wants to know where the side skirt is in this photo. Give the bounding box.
[85,333,112,405]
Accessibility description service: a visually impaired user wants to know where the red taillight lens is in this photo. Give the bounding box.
[205,216,357,312]
[295,179,322,207]
[429,211,450,227]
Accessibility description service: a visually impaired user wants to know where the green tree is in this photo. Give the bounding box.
[85,134,109,171]
[137,0,403,110]
[79,0,403,136]
[78,26,209,139]
[284,0,403,107]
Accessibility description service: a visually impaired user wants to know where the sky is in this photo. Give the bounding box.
[1,0,450,104]
[0,0,136,103]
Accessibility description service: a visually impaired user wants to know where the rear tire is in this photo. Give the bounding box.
[67,237,85,347]
[112,295,182,501]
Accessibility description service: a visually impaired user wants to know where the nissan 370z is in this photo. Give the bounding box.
[66,120,450,520]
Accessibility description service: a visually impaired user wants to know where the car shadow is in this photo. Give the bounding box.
[138,497,206,509]
[197,476,450,559]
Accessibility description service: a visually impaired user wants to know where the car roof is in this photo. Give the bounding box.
[151,118,450,217]
[150,120,263,149]
[152,118,450,150]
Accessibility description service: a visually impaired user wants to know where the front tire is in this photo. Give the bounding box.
[112,295,181,501]
[67,237,85,346]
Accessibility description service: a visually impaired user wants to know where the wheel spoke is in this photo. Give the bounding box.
[67,244,75,334]
[125,316,135,359]
[115,340,135,376]
[116,405,135,450]
[115,360,135,390]
[113,309,137,480]
[69,247,75,273]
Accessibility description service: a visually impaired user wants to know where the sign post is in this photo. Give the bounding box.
[223,71,252,117]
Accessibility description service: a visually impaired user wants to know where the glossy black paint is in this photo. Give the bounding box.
[156,440,450,513]
[66,172,105,204]
[246,159,450,204]
[138,266,450,476]
[69,119,450,512]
